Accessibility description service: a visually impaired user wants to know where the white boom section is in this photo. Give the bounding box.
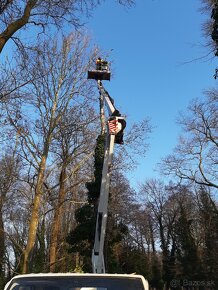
[92,81,117,273]
[97,80,116,115]
[92,133,115,273]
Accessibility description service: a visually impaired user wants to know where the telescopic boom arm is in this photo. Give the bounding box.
[88,59,126,273]
[97,80,116,115]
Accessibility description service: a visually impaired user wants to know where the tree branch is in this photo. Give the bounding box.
[0,0,37,53]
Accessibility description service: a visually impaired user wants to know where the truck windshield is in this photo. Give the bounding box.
[8,276,145,290]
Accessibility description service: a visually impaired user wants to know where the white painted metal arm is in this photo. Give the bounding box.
[92,133,115,273]
[97,80,116,116]
[92,79,125,273]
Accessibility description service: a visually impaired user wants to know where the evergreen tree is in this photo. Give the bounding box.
[199,188,218,285]
[175,206,201,281]
[104,218,128,273]
[150,255,164,290]
[118,244,150,277]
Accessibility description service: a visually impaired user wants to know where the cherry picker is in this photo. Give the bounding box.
[88,58,126,274]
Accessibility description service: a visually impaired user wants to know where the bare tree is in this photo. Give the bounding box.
[0,58,33,105]
[0,150,20,286]
[4,31,98,273]
[160,90,218,189]
[49,105,98,272]
[139,179,186,289]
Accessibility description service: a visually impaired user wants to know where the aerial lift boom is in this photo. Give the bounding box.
[88,59,126,273]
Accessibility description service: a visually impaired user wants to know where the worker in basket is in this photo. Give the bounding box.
[96,57,109,71]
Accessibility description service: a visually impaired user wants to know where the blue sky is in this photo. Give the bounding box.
[85,0,217,188]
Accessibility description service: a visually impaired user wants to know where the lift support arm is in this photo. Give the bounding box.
[92,81,125,273]
[88,61,125,273]
[92,132,115,273]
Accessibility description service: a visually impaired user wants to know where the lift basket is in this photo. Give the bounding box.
[88,70,111,81]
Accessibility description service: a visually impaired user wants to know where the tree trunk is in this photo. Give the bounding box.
[0,0,37,53]
[149,217,156,253]
[49,165,67,272]
[22,154,47,274]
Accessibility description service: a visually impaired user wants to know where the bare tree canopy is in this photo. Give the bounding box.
[1,31,100,273]
[160,90,218,189]
[0,0,135,54]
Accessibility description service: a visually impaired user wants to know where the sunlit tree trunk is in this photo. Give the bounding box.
[49,165,67,272]
[22,100,55,273]
[22,153,48,273]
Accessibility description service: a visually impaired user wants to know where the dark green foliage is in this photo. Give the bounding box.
[162,240,177,289]
[199,189,218,285]
[104,219,129,273]
[67,204,95,257]
[175,206,201,280]
[86,134,106,204]
[150,255,164,290]
[118,245,150,277]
